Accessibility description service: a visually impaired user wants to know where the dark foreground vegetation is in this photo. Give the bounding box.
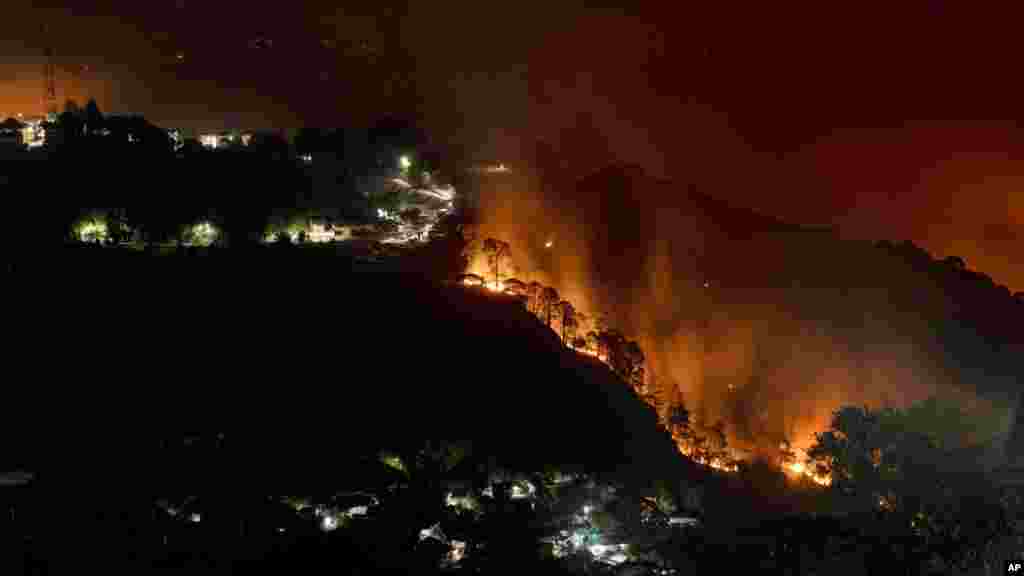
[3,247,1022,575]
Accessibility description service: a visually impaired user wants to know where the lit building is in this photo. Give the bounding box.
[0,118,25,148]
[199,133,222,149]
[199,131,254,150]
[166,128,183,151]
[306,222,335,243]
[468,162,512,174]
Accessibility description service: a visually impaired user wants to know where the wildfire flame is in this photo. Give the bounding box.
[456,276,830,485]
[675,442,738,473]
[783,451,831,486]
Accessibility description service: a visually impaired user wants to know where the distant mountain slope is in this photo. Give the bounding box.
[559,164,1021,453]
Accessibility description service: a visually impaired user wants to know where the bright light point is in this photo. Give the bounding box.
[608,553,629,565]
[346,505,368,516]
[583,505,592,514]
[321,516,339,531]
[545,240,553,248]
[447,540,468,564]
[189,513,201,523]
[399,155,411,170]
[589,544,609,556]
[704,281,711,288]
[419,523,446,542]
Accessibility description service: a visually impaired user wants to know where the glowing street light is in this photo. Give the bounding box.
[399,155,412,170]
[545,240,554,248]
[321,516,339,531]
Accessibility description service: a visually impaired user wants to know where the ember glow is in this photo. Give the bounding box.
[455,265,838,485]
[674,442,738,473]
[783,453,831,487]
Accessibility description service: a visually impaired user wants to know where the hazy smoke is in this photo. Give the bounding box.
[465,134,1018,456]
[451,13,1022,457]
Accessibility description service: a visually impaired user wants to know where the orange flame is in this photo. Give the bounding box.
[783,450,831,486]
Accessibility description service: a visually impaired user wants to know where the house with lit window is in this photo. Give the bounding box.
[0,118,25,149]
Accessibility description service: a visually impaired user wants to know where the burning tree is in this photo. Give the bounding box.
[623,341,645,390]
[668,406,693,444]
[539,286,560,327]
[525,282,542,316]
[558,300,576,345]
[482,238,512,290]
[664,405,736,472]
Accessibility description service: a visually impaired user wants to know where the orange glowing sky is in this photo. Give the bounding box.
[2,3,1020,290]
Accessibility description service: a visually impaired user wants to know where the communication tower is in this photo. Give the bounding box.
[43,27,57,118]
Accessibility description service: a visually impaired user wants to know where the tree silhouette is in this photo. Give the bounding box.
[55,100,85,149]
[806,404,1008,571]
[482,238,511,290]
[623,341,645,389]
[540,286,559,327]
[526,281,542,316]
[84,98,103,136]
[558,300,575,345]
[806,406,885,499]
[668,405,693,443]
[942,255,967,271]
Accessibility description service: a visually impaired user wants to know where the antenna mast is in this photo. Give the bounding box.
[43,26,57,117]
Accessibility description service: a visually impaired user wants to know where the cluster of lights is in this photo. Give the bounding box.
[76,219,108,243]
[377,208,400,223]
[509,481,536,500]
[448,540,467,564]
[189,221,218,247]
[445,492,480,511]
[263,223,347,244]
[306,223,335,243]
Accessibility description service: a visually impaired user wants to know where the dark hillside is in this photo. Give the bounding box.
[11,247,697,498]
